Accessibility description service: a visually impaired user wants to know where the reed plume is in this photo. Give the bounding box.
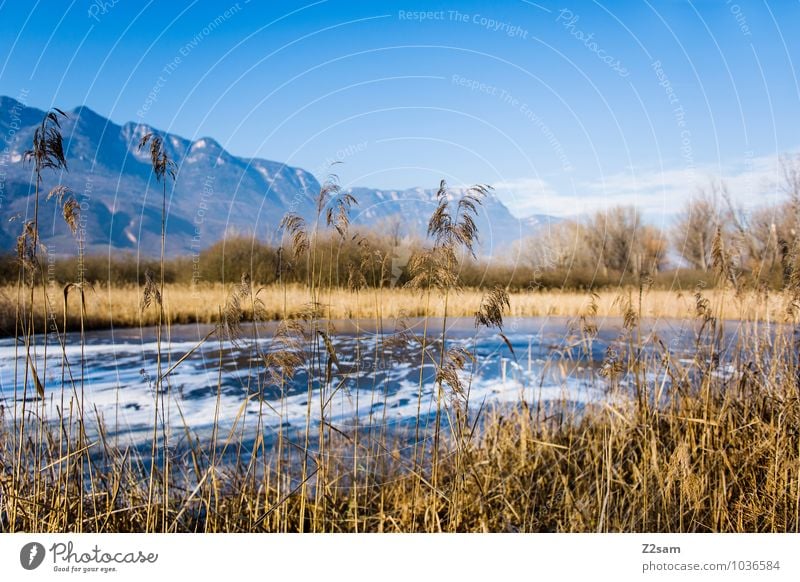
[326,192,358,239]
[475,285,510,330]
[280,214,309,258]
[24,108,68,174]
[47,186,80,234]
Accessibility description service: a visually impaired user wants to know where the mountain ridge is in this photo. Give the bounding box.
[0,96,555,257]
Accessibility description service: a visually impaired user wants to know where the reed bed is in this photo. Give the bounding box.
[2,308,799,532]
[0,283,789,336]
[1,109,799,534]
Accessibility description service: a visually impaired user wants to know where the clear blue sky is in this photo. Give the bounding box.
[1,0,799,222]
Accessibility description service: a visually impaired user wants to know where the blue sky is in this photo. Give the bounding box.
[1,0,799,225]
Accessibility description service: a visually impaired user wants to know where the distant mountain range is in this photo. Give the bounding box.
[0,96,556,256]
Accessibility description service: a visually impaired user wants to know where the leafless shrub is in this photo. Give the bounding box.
[671,188,721,272]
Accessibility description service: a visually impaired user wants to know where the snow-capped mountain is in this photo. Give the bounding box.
[0,97,554,256]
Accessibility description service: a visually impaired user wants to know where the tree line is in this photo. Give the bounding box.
[521,156,800,290]
[3,156,800,291]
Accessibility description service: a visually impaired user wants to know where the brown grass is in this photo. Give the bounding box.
[3,320,799,532]
[3,279,799,533]
[3,116,799,534]
[0,283,790,336]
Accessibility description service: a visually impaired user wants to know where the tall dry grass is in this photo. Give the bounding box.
[1,110,799,534]
[3,298,799,532]
[0,283,789,336]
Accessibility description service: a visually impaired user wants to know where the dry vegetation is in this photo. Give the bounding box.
[1,109,800,533]
[3,286,800,533]
[0,283,793,336]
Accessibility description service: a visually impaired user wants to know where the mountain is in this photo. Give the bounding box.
[0,97,555,257]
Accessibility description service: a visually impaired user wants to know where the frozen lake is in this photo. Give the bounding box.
[0,316,742,451]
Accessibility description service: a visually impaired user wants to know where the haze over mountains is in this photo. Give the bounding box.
[0,96,553,257]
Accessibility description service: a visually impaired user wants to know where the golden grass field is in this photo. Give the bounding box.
[0,283,791,334]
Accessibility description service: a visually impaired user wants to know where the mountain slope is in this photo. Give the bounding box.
[0,97,554,257]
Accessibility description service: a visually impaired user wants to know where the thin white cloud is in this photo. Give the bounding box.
[494,151,799,222]
[491,177,560,216]
[582,154,789,222]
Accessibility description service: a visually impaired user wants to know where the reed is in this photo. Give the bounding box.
[137,132,176,533]
[0,283,789,336]
[3,300,799,532]
[1,111,799,534]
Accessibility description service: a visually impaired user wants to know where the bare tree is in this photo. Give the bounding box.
[521,219,589,272]
[671,186,722,271]
[584,206,666,277]
[744,204,782,276]
[747,154,800,281]
[637,224,669,275]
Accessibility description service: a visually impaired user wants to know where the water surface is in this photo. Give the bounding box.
[0,316,742,448]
